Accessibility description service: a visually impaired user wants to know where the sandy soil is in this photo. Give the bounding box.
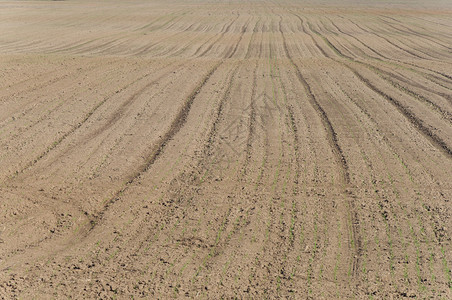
[0,0,451,298]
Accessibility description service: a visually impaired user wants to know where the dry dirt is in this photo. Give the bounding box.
[0,0,451,298]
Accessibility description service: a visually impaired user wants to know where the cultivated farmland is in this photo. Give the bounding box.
[0,0,451,298]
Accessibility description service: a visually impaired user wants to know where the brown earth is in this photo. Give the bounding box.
[0,0,451,298]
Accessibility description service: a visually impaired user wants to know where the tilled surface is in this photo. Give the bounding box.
[0,0,451,298]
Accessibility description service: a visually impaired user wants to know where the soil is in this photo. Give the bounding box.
[0,0,451,298]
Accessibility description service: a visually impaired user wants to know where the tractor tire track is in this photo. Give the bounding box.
[278,15,363,284]
[198,14,240,57]
[325,18,452,97]
[346,19,452,83]
[316,19,452,119]
[7,61,182,180]
[280,28,350,185]
[80,60,223,237]
[347,66,452,158]
[305,20,452,158]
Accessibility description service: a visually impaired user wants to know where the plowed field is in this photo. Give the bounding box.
[1,0,451,298]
